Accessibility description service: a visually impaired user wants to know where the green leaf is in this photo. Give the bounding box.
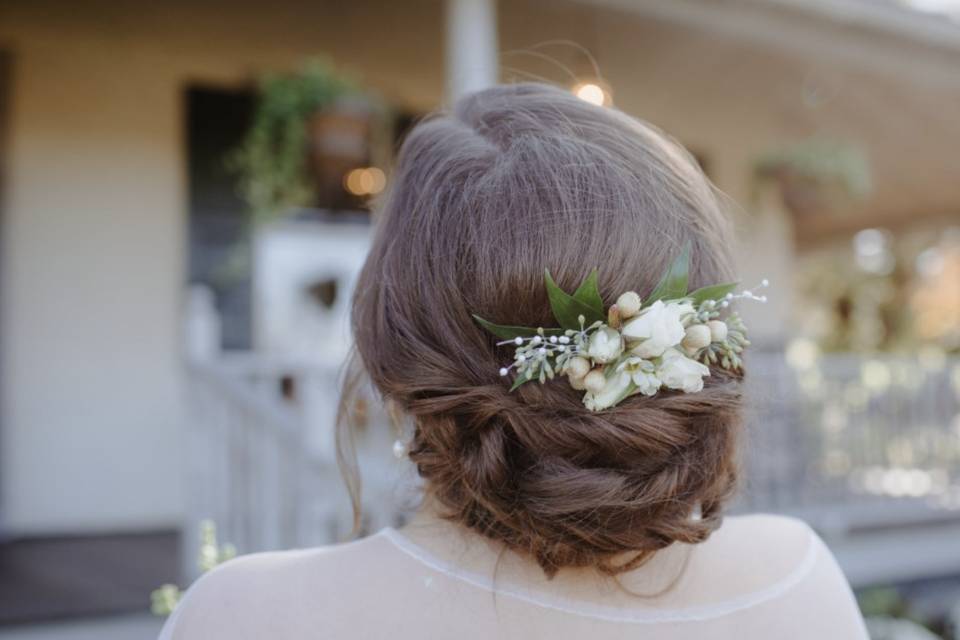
[688,282,738,306]
[572,268,604,318]
[645,243,691,305]
[509,370,534,391]
[472,315,561,340]
[544,270,606,331]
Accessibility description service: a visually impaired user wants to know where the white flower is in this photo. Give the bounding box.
[707,320,728,342]
[583,371,633,411]
[616,291,642,318]
[616,356,661,396]
[682,324,712,351]
[587,326,623,363]
[621,300,694,358]
[658,348,710,393]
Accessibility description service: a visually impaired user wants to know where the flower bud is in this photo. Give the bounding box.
[569,374,587,390]
[583,369,607,393]
[616,291,642,318]
[681,324,712,351]
[607,304,622,329]
[707,320,728,343]
[587,326,624,363]
[565,356,591,379]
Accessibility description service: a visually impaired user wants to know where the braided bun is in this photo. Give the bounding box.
[345,83,743,576]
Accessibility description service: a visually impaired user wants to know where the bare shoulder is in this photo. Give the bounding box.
[162,533,390,639]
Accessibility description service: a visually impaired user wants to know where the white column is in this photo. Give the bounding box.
[445,0,498,103]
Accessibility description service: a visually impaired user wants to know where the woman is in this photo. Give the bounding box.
[160,83,868,639]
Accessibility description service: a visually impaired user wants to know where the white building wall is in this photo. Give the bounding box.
[0,38,187,534]
[0,1,445,536]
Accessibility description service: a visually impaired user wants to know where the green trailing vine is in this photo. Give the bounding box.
[228,59,354,222]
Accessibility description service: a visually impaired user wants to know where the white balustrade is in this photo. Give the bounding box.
[183,350,960,584]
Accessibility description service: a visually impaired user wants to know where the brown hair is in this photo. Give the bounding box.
[340,83,742,576]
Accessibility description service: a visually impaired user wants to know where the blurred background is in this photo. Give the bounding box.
[0,0,959,638]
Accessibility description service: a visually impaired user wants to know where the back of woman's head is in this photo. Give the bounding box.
[348,82,743,576]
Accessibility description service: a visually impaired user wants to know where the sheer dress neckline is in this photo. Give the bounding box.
[377,525,820,624]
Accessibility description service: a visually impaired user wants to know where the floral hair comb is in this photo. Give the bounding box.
[473,244,767,411]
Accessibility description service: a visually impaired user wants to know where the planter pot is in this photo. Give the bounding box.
[307,95,375,209]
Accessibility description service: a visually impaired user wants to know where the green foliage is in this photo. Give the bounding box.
[754,137,872,201]
[645,243,691,306]
[509,369,534,391]
[857,586,945,637]
[228,59,353,222]
[858,586,909,619]
[473,269,605,340]
[150,519,238,617]
[544,268,605,330]
[471,315,563,340]
[571,269,604,319]
[688,282,738,306]
[150,584,181,618]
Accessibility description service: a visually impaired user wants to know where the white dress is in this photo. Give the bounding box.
[159,513,868,639]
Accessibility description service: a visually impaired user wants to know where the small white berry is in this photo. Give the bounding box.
[538,347,547,355]
[557,345,566,352]
[499,367,509,376]
[514,337,523,345]
[532,336,542,345]
[559,336,570,344]
[759,295,768,303]
[517,354,527,362]
[721,300,729,308]
[743,290,752,297]
[761,279,769,287]
[725,293,734,300]
[549,336,558,344]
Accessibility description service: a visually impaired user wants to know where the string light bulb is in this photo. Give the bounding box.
[572,81,612,107]
[343,167,387,196]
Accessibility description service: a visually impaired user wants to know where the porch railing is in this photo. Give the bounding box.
[182,349,960,584]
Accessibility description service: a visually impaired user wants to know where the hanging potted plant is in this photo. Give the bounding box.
[229,59,379,223]
[753,138,872,217]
